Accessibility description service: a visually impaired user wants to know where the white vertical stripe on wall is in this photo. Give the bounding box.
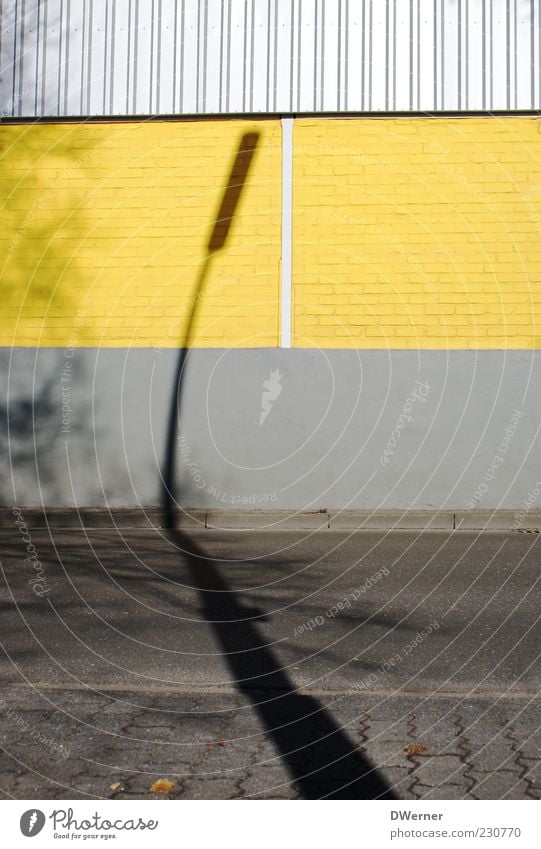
[1,0,539,117]
[280,116,293,350]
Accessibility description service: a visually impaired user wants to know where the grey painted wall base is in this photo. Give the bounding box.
[1,347,540,511]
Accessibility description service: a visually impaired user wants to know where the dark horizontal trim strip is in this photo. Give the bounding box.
[2,347,540,354]
[2,109,541,125]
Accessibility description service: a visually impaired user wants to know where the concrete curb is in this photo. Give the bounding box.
[3,508,541,531]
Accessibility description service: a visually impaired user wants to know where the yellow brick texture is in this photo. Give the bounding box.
[0,121,281,347]
[293,117,541,348]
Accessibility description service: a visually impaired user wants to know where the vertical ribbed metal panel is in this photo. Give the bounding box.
[1,0,540,117]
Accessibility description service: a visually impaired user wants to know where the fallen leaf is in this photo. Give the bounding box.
[404,743,428,757]
[150,778,175,794]
[109,782,122,791]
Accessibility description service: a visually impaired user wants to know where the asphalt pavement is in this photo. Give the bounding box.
[0,526,539,799]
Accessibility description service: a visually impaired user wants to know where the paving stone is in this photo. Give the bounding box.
[179,778,245,800]
[411,753,470,786]
[469,769,524,800]
[237,766,298,798]
[502,779,539,800]
[0,687,539,799]
[519,756,541,793]
[416,783,471,800]
[377,765,412,796]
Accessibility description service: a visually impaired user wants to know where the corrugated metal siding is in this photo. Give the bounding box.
[1,0,540,118]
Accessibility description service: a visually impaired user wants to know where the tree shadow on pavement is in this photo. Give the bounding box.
[161,131,395,800]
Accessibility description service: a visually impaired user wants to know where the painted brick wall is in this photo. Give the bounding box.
[0,120,281,347]
[3,117,541,351]
[293,117,541,349]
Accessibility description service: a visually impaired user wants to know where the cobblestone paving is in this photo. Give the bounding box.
[0,687,538,800]
[1,528,539,800]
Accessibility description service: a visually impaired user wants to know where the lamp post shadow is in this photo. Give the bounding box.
[161,132,395,799]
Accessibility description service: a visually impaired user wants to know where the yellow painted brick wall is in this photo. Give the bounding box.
[0,120,281,347]
[293,118,541,348]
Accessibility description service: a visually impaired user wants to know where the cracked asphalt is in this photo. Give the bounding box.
[0,527,539,800]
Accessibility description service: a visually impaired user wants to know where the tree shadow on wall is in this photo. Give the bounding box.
[0,350,96,505]
[0,123,98,504]
[161,131,395,799]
